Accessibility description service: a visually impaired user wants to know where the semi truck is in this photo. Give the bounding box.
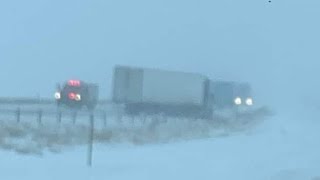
[55,80,99,110]
[112,66,215,119]
[211,81,254,109]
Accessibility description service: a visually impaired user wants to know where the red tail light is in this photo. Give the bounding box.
[68,93,76,99]
[68,80,81,87]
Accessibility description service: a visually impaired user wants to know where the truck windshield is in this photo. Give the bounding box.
[63,85,82,92]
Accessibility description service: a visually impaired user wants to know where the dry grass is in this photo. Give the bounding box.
[0,107,272,155]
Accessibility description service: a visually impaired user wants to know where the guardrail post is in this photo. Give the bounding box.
[16,107,21,123]
[37,109,42,125]
[234,107,239,121]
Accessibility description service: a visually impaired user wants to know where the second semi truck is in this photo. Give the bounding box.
[112,66,254,119]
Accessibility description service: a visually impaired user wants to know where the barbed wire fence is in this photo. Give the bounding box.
[0,97,119,167]
[0,97,272,167]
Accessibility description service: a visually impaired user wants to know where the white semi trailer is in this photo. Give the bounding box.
[112,66,215,119]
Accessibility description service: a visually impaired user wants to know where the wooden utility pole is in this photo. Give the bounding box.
[87,113,94,167]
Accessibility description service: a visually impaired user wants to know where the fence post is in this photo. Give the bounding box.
[57,111,62,124]
[142,114,147,124]
[16,107,21,123]
[72,111,77,125]
[117,112,123,124]
[87,113,94,167]
[103,111,107,128]
[163,115,168,124]
[37,109,42,125]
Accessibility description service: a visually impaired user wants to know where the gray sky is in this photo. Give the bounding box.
[0,0,319,109]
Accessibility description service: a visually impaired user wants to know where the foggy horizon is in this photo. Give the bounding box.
[1,0,319,112]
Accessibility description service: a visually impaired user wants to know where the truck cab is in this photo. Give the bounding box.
[233,82,254,107]
[212,81,254,109]
[55,80,99,110]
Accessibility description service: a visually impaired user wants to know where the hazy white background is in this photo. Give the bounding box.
[0,1,320,179]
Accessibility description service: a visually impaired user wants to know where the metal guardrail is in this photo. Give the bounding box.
[0,97,54,105]
[0,97,112,105]
[0,107,110,126]
[0,97,120,125]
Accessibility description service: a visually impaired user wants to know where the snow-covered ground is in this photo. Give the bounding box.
[0,107,319,180]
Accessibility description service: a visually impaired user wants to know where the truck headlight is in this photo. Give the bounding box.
[54,92,61,100]
[234,97,242,105]
[246,98,253,106]
[75,94,81,101]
